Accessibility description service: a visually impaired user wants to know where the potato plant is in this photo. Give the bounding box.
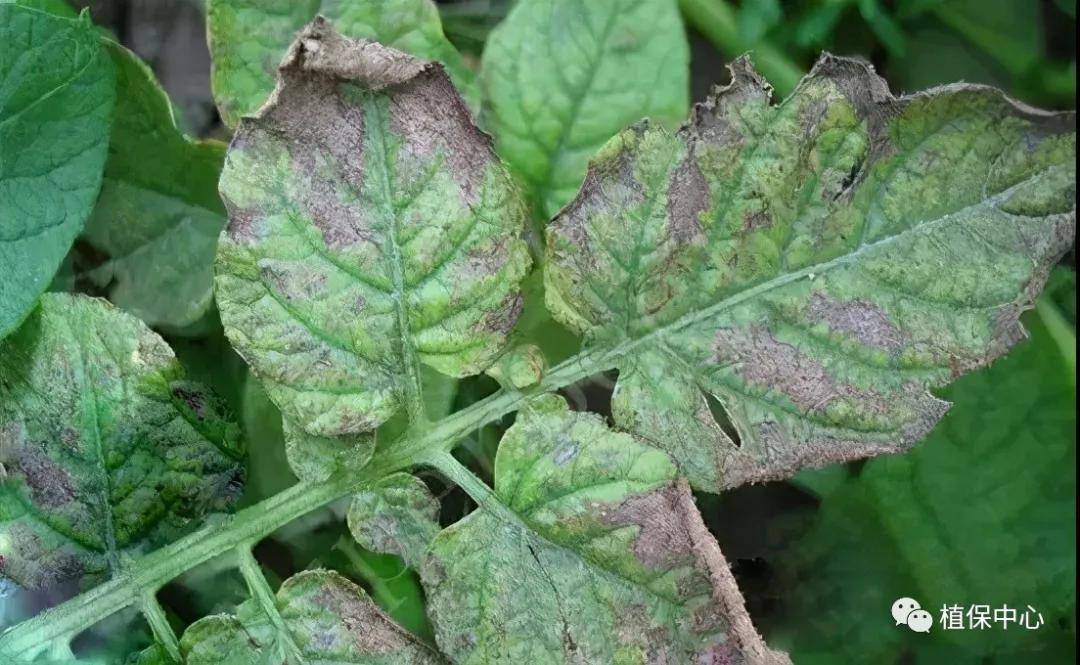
[0,1,1074,663]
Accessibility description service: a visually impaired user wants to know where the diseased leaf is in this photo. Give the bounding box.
[771,303,1076,661]
[0,5,115,338]
[481,0,690,220]
[207,0,478,128]
[81,41,228,330]
[179,569,444,664]
[546,56,1076,492]
[422,395,789,664]
[0,294,244,593]
[348,472,439,568]
[484,343,546,389]
[282,417,373,483]
[215,19,530,444]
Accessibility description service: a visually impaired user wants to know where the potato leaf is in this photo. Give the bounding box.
[207,0,477,128]
[421,395,789,664]
[546,56,1076,491]
[0,5,115,339]
[177,569,444,664]
[81,41,228,331]
[215,19,530,447]
[0,294,244,593]
[348,472,439,569]
[481,0,690,220]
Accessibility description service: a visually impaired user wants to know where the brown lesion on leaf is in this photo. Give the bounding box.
[6,444,78,509]
[171,385,208,420]
[713,325,839,413]
[709,324,952,478]
[601,483,696,573]
[300,570,440,658]
[387,68,493,205]
[0,522,90,591]
[741,210,772,233]
[687,57,772,145]
[476,292,524,339]
[598,479,790,663]
[667,155,709,243]
[806,291,904,352]
[803,54,896,145]
[221,198,258,243]
[716,383,948,490]
[278,17,426,92]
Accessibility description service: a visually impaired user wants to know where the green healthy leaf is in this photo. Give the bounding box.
[900,0,1041,75]
[8,0,76,18]
[737,0,783,43]
[348,472,439,568]
[179,569,444,664]
[0,5,115,338]
[0,294,244,593]
[81,41,228,330]
[422,395,789,664]
[215,20,530,446]
[207,0,478,128]
[238,375,296,502]
[546,55,1076,492]
[771,303,1076,662]
[481,0,690,220]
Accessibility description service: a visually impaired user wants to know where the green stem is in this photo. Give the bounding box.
[140,592,181,663]
[426,451,500,512]
[678,0,804,95]
[236,546,301,663]
[0,346,609,659]
[1035,296,1076,383]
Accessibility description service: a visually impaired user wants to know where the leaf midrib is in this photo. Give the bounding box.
[365,94,427,426]
[63,314,122,574]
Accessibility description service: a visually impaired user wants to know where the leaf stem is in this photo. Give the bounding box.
[140,591,181,663]
[678,0,804,95]
[236,546,302,663]
[425,451,499,512]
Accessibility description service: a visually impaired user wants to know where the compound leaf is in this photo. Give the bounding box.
[207,0,477,128]
[481,0,690,220]
[546,56,1076,492]
[215,19,530,444]
[179,569,444,664]
[0,5,115,339]
[422,395,789,664]
[0,294,244,593]
[81,41,228,330]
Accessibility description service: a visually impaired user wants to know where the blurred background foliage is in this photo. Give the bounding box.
[2,1,1073,663]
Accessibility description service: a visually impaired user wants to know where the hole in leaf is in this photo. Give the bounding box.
[846,458,869,477]
[701,389,741,448]
[70,605,149,661]
[321,537,436,643]
[158,551,247,628]
[558,369,618,417]
[834,157,864,201]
